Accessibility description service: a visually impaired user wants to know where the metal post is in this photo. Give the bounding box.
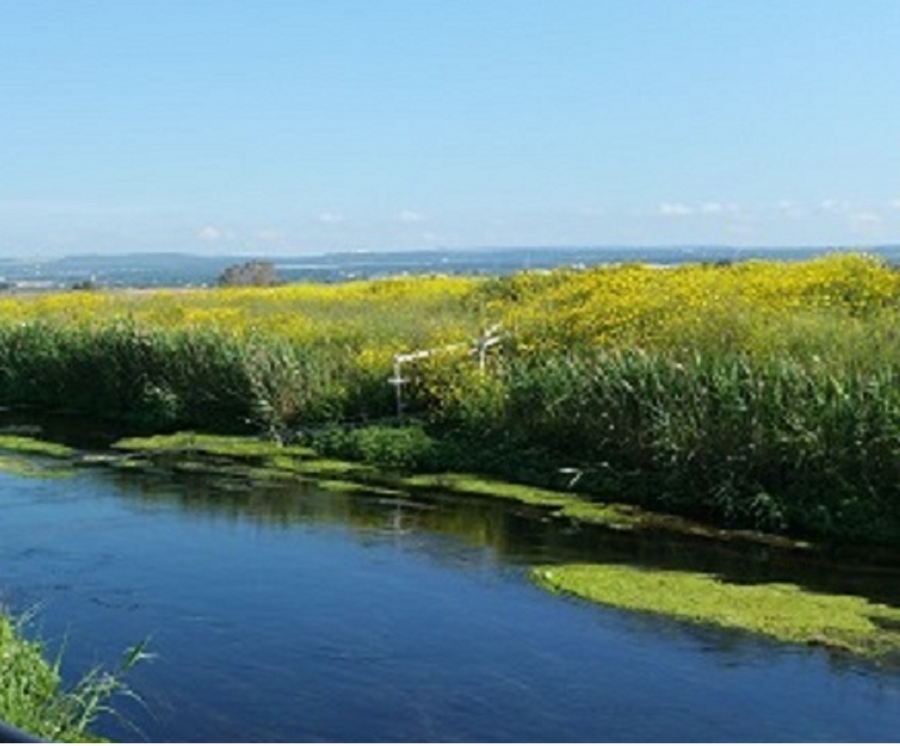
[388,329,501,416]
[388,357,407,419]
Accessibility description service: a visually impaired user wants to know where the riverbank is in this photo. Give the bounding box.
[17,427,893,661]
[0,612,71,740]
[1,254,900,546]
[0,611,142,742]
[105,430,817,553]
[106,428,900,658]
[3,253,900,666]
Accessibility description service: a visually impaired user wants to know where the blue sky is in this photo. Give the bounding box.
[2,0,900,256]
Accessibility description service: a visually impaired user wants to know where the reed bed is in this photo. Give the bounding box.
[1,252,899,543]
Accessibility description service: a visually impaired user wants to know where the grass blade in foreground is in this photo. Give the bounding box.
[0,612,148,742]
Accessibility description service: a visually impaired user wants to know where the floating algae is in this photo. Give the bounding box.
[533,563,900,658]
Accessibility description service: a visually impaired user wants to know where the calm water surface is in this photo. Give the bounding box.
[1,464,900,742]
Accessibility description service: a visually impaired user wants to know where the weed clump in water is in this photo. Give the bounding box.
[533,564,900,658]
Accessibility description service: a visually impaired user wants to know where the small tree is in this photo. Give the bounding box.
[217,260,279,287]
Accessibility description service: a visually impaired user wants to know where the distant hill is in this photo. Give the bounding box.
[0,245,897,290]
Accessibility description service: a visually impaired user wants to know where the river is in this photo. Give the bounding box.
[1,459,900,741]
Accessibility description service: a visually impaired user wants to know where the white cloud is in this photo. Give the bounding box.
[699,202,723,214]
[659,202,693,216]
[397,209,426,223]
[849,211,881,225]
[888,199,900,210]
[318,212,345,224]
[197,226,223,242]
[819,199,852,213]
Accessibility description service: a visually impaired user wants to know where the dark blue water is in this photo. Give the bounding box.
[2,467,900,742]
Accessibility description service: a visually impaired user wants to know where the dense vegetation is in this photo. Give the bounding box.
[1,252,900,545]
[217,259,280,287]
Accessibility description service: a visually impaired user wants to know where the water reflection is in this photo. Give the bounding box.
[101,463,900,625]
[6,408,900,605]
[2,414,900,741]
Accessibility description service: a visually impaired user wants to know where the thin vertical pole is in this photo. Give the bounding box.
[390,357,405,419]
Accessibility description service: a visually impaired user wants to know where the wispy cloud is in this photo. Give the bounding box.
[849,211,881,226]
[318,212,345,224]
[818,199,853,213]
[197,225,223,242]
[656,201,742,218]
[659,202,693,217]
[397,209,426,223]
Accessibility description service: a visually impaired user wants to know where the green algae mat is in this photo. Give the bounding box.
[533,564,900,658]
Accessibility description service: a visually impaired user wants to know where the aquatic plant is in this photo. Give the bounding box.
[533,564,900,657]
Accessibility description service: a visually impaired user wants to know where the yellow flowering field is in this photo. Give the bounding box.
[0,252,896,363]
[492,252,900,359]
[1,252,899,543]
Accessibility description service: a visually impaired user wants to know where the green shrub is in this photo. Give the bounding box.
[311,424,439,472]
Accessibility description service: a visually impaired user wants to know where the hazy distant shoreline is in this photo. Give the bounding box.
[1,245,898,290]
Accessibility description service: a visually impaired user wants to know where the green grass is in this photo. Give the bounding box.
[0,435,77,478]
[532,563,900,657]
[0,454,66,478]
[110,431,651,529]
[0,612,147,742]
[0,435,75,458]
[113,432,315,459]
[315,478,403,496]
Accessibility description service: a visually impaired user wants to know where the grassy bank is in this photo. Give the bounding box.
[1,253,900,545]
[103,431,815,554]
[0,612,143,742]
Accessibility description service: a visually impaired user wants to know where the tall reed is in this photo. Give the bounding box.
[420,349,900,543]
[1,253,899,544]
